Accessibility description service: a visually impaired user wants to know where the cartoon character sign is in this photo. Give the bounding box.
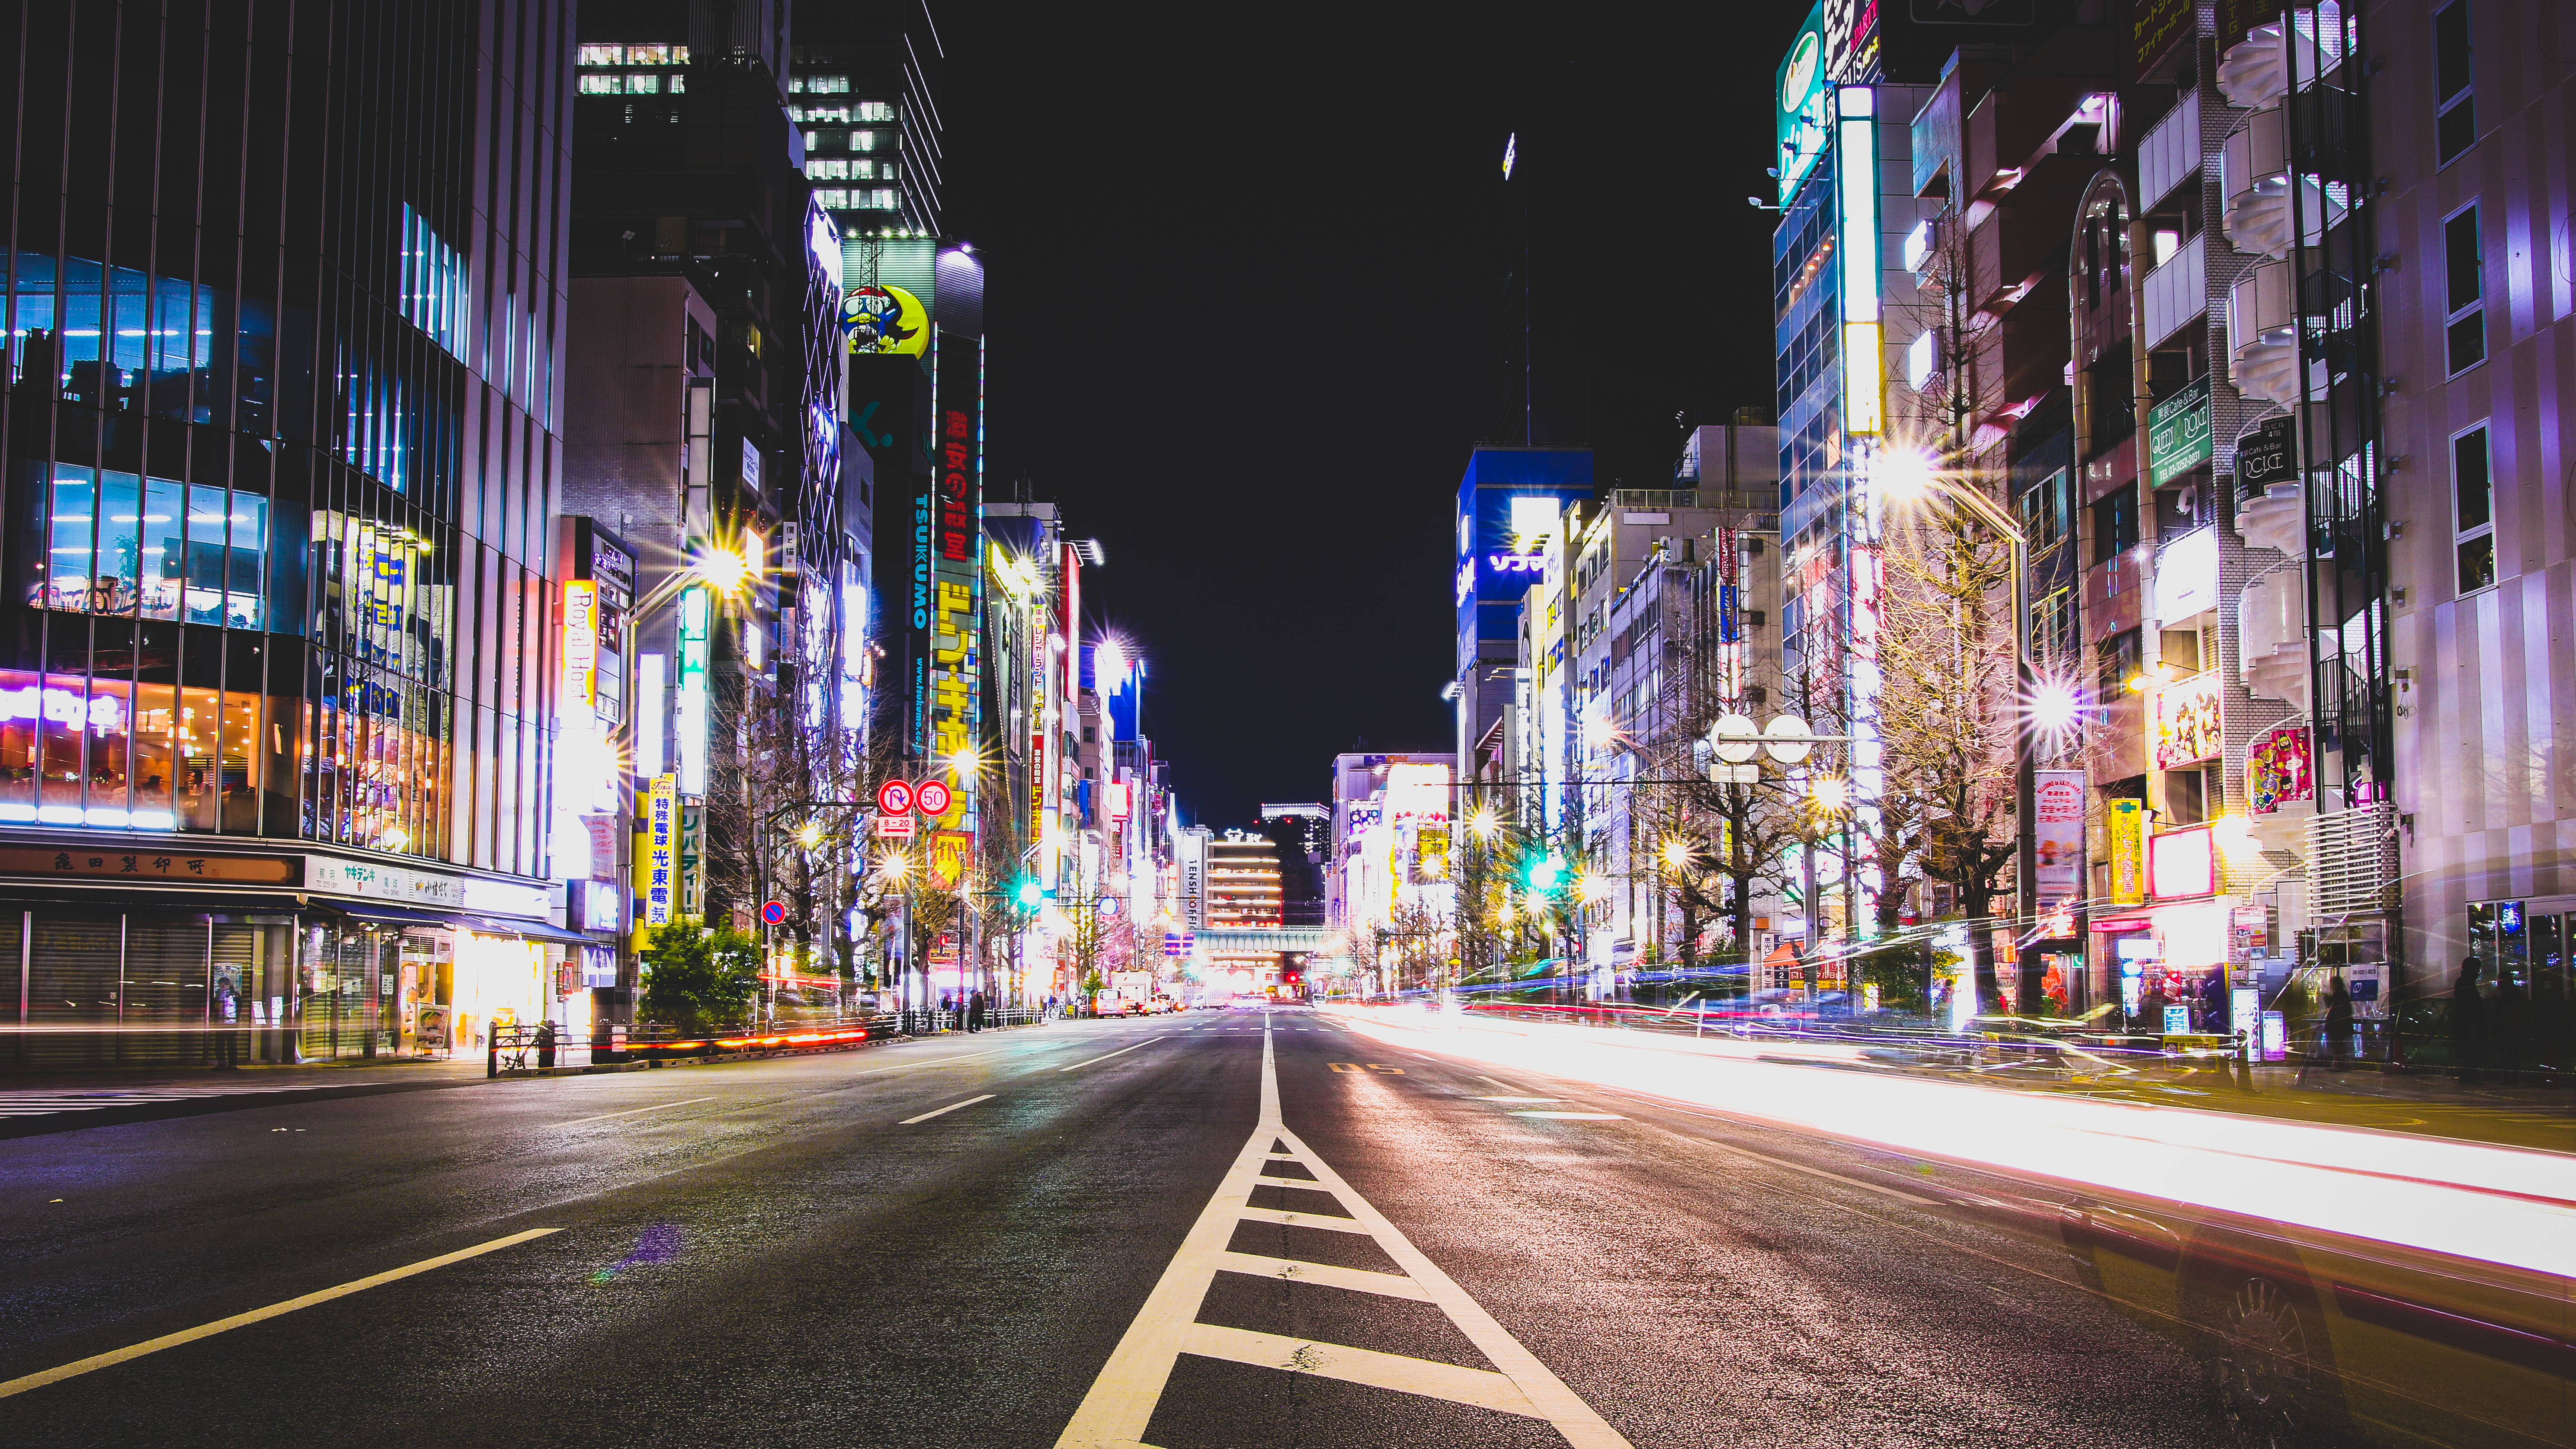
[842,284,926,356]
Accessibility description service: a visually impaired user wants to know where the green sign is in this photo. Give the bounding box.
[2148,376,2213,487]
[1776,2,1831,203]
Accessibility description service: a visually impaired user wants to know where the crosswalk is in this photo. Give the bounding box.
[0,1084,336,1120]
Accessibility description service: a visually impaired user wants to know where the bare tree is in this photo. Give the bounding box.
[1878,506,2020,1009]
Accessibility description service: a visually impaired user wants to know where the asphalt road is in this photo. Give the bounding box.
[0,1007,2252,1448]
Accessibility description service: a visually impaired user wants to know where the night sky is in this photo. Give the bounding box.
[942,4,1812,830]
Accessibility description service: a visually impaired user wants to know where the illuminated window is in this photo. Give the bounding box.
[858,99,896,121]
[850,130,879,152]
[626,43,683,65]
[807,157,852,180]
[813,189,849,209]
[578,74,620,94]
[576,44,622,66]
[625,73,660,93]
[795,74,849,93]
[32,465,270,629]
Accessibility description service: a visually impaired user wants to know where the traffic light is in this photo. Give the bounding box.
[1013,878,1044,910]
[1525,851,1565,894]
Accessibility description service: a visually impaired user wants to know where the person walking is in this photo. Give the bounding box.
[2492,974,2526,1082]
[2324,977,2354,1072]
[2451,956,2488,1085]
[966,989,986,1034]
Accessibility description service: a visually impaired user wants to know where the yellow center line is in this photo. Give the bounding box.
[0,1228,561,1399]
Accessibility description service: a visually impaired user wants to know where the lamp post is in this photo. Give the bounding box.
[1878,447,2037,1016]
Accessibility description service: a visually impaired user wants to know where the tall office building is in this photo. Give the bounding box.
[790,1,944,245]
[567,2,855,970]
[1453,447,1592,782]
[0,1,582,1065]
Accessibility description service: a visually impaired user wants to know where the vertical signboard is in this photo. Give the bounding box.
[2107,797,2146,906]
[563,581,599,709]
[2033,770,2084,907]
[641,773,677,926]
[675,585,711,796]
[1837,86,1884,436]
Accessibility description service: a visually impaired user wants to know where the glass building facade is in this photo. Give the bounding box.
[0,0,576,1065]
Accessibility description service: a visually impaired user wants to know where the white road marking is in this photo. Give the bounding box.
[1054,1037,1167,1072]
[899,1093,996,1125]
[555,1096,715,1127]
[1511,1111,1626,1121]
[1052,1020,1632,1449]
[0,1227,559,1399]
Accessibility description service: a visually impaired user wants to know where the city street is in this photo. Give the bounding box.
[1,1010,2246,1448]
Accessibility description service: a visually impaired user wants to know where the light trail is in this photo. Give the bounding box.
[1323,1006,2576,1281]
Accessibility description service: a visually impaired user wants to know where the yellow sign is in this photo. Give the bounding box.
[2107,798,2145,906]
[842,284,926,356]
[928,830,971,891]
[640,774,678,925]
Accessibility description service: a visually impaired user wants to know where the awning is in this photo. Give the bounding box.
[457,914,596,946]
[314,901,465,930]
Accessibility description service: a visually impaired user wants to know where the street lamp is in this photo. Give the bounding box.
[1878,444,2039,1016]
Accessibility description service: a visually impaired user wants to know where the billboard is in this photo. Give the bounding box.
[1776,3,1833,202]
[2247,723,2314,814]
[843,284,927,356]
[2151,670,2222,769]
[1455,447,1593,651]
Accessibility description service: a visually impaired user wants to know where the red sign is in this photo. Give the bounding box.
[916,778,953,817]
[877,779,915,815]
[875,814,915,839]
[760,899,788,926]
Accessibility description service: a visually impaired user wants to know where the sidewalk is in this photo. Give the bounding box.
[0,1054,488,1096]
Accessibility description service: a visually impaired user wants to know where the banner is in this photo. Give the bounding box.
[2033,770,2084,907]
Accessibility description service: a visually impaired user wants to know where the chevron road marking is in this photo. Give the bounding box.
[1052,1016,1631,1449]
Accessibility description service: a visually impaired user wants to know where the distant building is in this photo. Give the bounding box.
[1453,448,1593,781]
[789,0,945,242]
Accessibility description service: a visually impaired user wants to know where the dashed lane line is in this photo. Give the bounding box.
[1055,1037,1168,1072]
[898,1093,995,1125]
[555,1096,716,1127]
[0,1228,560,1399]
[1052,1020,1632,1449]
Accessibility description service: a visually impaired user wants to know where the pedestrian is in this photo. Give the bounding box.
[967,989,986,1033]
[2451,956,2487,1084]
[535,1017,557,1070]
[939,991,954,1031]
[2324,977,2353,1072]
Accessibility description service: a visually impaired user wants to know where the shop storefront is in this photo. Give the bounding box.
[0,848,583,1068]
